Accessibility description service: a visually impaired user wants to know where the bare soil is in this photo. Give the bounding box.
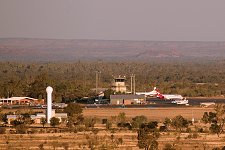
[0,106,223,149]
[83,107,214,121]
[0,130,224,149]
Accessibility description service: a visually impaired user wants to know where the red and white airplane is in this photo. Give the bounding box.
[136,87,158,97]
[136,87,185,100]
[156,90,183,100]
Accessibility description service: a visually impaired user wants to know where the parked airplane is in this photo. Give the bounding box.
[200,102,215,107]
[136,87,158,97]
[171,98,189,105]
[156,90,184,100]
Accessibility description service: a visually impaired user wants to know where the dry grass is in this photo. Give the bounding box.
[83,107,214,121]
[0,131,224,149]
[0,106,224,149]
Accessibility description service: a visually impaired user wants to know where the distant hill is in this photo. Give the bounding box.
[0,38,225,62]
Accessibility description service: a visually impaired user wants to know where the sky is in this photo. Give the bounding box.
[0,0,225,41]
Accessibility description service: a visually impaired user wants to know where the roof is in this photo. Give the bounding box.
[7,113,68,119]
[6,115,17,119]
[55,113,68,118]
[110,94,145,100]
[0,97,39,101]
[36,113,46,117]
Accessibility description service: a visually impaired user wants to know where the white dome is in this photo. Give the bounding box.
[46,86,53,93]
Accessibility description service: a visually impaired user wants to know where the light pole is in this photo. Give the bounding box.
[133,75,135,94]
[131,74,136,94]
[131,75,133,94]
[95,71,101,94]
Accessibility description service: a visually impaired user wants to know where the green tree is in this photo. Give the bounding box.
[28,73,50,99]
[106,121,112,130]
[202,112,209,124]
[118,112,126,123]
[171,115,189,132]
[15,124,27,134]
[64,103,83,116]
[103,89,114,99]
[40,117,47,127]
[163,117,172,131]
[208,112,217,123]
[137,124,160,150]
[84,118,96,128]
[0,127,6,134]
[64,103,83,127]
[210,123,220,136]
[131,115,148,128]
[22,113,34,125]
[50,117,60,127]
[209,104,225,137]
[163,143,176,150]
[147,121,158,130]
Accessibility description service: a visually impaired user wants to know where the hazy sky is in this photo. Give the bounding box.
[0,0,225,41]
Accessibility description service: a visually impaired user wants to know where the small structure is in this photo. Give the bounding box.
[0,97,44,106]
[6,86,68,125]
[46,86,53,123]
[110,94,146,105]
[111,76,127,93]
[7,109,68,124]
[200,102,216,107]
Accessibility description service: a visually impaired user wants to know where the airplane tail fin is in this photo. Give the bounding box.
[156,89,164,99]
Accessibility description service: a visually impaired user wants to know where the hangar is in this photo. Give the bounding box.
[0,97,44,106]
[110,94,146,105]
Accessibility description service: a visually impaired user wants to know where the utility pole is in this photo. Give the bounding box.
[130,74,136,95]
[95,71,98,94]
[133,75,135,94]
[95,71,101,94]
[131,75,133,94]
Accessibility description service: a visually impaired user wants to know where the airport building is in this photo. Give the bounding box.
[110,94,146,105]
[7,109,67,124]
[0,97,44,106]
[111,76,127,93]
[6,86,67,125]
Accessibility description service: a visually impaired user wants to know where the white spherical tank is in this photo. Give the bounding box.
[46,86,53,123]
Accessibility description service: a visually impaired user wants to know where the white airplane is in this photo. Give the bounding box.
[200,102,215,107]
[156,89,184,100]
[171,98,189,105]
[136,87,158,97]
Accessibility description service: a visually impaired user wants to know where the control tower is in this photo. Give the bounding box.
[112,76,127,93]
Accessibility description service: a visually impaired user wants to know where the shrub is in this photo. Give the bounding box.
[84,118,96,128]
[163,143,176,150]
[92,128,99,135]
[16,124,27,134]
[198,128,204,133]
[187,133,198,139]
[38,143,44,150]
[0,127,6,134]
[117,138,123,145]
[192,133,198,138]
[171,115,189,131]
[131,115,147,128]
[40,117,47,127]
[50,117,60,127]
[147,121,158,129]
[64,103,83,116]
[102,118,108,124]
[106,121,112,130]
[117,122,132,130]
[186,127,192,133]
[159,126,167,132]
[212,148,221,150]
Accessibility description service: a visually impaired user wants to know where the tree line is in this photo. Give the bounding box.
[0,60,225,102]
